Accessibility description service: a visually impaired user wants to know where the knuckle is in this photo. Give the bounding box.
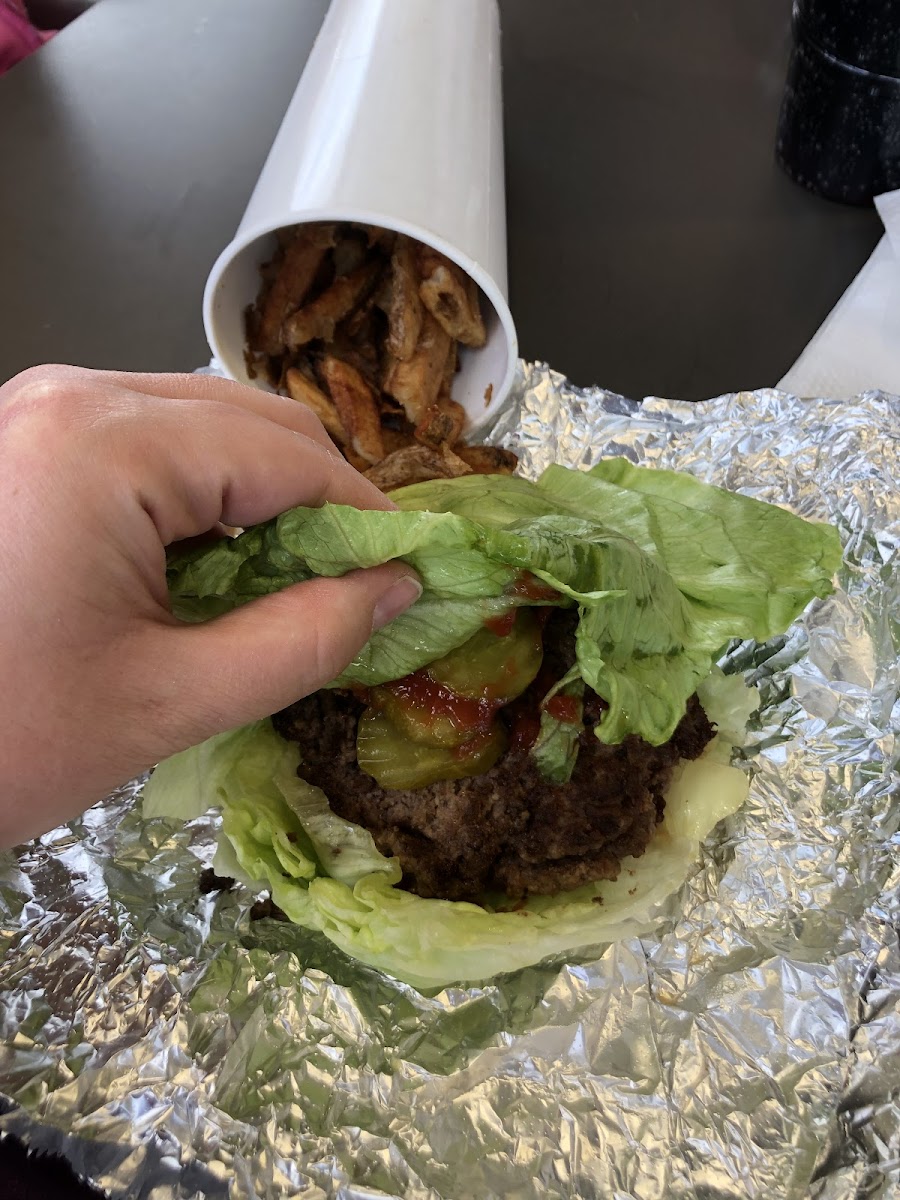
[0,364,88,432]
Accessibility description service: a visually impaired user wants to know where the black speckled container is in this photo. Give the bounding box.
[776,0,900,204]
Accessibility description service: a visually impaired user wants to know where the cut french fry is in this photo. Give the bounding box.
[342,291,377,340]
[380,415,418,457]
[453,444,518,475]
[439,340,458,400]
[285,368,347,444]
[329,339,382,395]
[414,398,467,449]
[332,229,369,278]
[243,335,261,382]
[354,223,396,252]
[254,224,336,355]
[417,247,486,348]
[334,296,386,390]
[344,447,373,474]
[363,443,473,492]
[246,221,517,493]
[320,355,385,465]
[383,311,452,424]
[283,259,382,349]
[386,236,424,362]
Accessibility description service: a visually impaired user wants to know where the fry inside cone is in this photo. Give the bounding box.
[245,221,514,490]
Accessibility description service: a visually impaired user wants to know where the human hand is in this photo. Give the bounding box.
[0,365,421,846]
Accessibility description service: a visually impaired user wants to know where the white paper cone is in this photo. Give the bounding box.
[204,0,516,433]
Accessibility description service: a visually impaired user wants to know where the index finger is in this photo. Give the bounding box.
[89,368,345,456]
[6,367,398,546]
[108,392,397,545]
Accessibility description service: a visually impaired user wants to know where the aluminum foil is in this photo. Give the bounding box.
[1,363,898,1200]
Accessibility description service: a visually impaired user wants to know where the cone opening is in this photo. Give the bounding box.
[204,213,518,435]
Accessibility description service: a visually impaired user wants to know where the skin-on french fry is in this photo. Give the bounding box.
[438,340,458,400]
[383,311,452,424]
[380,417,418,458]
[385,236,424,362]
[355,223,396,253]
[342,291,377,340]
[320,355,385,465]
[285,368,347,445]
[246,221,516,491]
[437,443,476,476]
[416,246,486,348]
[344,447,374,474]
[283,259,383,349]
[414,398,467,449]
[334,296,386,390]
[453,444,518,475]
[363,443,473,492]
[254,224,336,355]
[332,230,370,279]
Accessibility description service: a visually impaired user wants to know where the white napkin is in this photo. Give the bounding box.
[778,189,900,399]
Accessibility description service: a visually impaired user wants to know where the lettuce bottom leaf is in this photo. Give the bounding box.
[303,749,746,989]
[142,673,755,990]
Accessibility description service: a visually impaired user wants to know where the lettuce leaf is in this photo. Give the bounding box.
[539,461,839,641]
[167,462,840,748]
[146,462,838,987]
[530,674,584,784]
[141,679,753,989]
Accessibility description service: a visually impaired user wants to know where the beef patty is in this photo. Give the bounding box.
[273,615,715,902]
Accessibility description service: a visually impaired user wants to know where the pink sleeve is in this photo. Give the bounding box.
[0,1,52,75]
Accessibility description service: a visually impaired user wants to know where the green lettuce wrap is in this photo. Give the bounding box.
[145,460,841,986]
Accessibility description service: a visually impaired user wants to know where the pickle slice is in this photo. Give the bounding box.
[371,683,486,748]
[428,609,543,703]
[357,709,507,790]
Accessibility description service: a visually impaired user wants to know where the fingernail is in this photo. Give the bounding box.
[372,575,423,631]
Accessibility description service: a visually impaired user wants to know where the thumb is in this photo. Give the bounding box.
[151,563,422,747]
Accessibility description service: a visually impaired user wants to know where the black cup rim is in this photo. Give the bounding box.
[793,0,900,82]
[793,28,900,85]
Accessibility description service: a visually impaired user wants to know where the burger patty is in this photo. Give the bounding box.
[273,616,715,902]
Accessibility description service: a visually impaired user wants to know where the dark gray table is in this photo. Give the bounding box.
[0,0,884,402]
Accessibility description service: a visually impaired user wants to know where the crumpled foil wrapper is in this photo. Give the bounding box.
[1,363,898,1200]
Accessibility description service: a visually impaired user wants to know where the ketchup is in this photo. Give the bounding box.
[484,610,517,637]
[509,710,541,753]
[545,694,581,724]
[508,692,580,753]
[508,571,560,603]
[375,601,574,764]
[382,671,501,737]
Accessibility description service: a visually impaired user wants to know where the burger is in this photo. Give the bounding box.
[144,459,840,988]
